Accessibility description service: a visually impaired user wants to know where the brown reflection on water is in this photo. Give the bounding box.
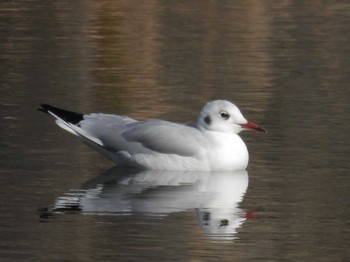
[88,1,166,118]
[83,0,276,121]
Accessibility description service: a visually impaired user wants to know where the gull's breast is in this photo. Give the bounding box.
[204,132,249,171]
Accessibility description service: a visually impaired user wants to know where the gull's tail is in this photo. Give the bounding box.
[38,104,104,147]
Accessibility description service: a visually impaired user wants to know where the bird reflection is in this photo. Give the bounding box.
[46,167,249,240]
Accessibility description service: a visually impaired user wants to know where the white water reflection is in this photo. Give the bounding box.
[49,167,249,240]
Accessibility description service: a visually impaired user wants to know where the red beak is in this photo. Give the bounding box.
[240,121,267,133]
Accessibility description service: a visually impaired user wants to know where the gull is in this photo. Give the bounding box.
[39,100,266,171]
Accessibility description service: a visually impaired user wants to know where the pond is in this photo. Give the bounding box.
[1,1,350,261]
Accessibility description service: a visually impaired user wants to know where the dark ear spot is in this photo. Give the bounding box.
[204,115,211,125]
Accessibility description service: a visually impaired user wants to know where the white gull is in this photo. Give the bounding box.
[39,100,266,171]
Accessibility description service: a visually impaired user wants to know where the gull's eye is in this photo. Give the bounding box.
[220,111,230,120]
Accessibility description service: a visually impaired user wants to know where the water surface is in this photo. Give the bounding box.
[1,1,350,261]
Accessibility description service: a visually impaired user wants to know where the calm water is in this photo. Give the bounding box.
[1,1,350,261]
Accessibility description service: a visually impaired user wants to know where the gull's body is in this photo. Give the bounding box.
[39,100,266,171]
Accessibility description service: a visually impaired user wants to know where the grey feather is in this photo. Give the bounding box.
[79,114,205,157]
[122,120,205,156]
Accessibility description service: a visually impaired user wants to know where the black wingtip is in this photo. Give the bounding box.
[38,104,52,114]
[38,104,84,125]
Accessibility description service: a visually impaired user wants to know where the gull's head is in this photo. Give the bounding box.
[197,100,267,134]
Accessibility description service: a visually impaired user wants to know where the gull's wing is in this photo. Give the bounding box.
[121,120,205,156]
[39,105,205,158]
[81,115,205,157]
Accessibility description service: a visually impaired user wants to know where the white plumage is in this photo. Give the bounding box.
[40,100,266,171]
